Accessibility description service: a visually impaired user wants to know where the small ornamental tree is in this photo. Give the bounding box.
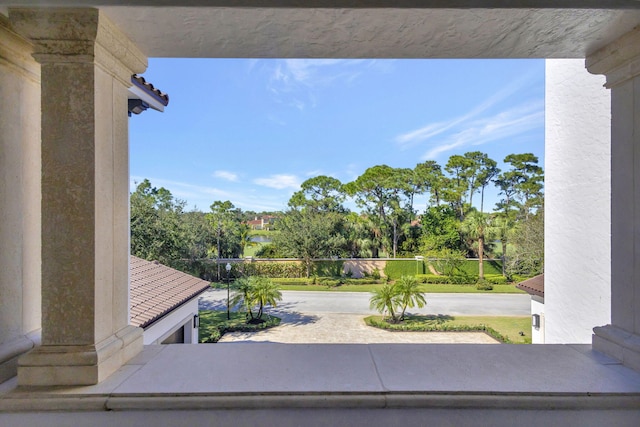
[395,276,427,320]
[369,276,426,323]
[369,282,401,323]
[231,276,282,324]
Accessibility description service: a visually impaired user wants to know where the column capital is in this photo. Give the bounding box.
[586,26,640,88]
[9,7,146,84]
[0,16,40,83]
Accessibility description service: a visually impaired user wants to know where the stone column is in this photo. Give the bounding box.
[0,15,41,384]
[11,8,147,386]
[587,27,640,371]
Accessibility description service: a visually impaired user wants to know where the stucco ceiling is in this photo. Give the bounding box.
[3,2,640,58]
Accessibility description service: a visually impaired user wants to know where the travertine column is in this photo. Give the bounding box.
[587,27,640,371]
[11,8,147,386]
[0,15,41,384]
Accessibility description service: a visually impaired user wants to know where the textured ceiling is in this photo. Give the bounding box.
[3,3,640,58]
[103,7,640,58]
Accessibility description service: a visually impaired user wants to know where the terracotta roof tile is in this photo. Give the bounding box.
[130,74,169,106]
[130,256,211,329]
[516,274,544,298]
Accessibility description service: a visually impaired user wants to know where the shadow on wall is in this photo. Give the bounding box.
[343,260,387,278]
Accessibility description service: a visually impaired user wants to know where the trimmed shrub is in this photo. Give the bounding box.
[242,262,306,278]
[364,316,513,344]
[313,260,344,277]
[483,274,508,285]
[416,274,452,284]
[384,260,425,279]
[457,259,503,276]
[271,278,312,286]
[476,281,494,291]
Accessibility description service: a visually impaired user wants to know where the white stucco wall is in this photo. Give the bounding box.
[531,297,545,344]
[544,59,611,344]
[0,21,41,382]
[143,299,199,345]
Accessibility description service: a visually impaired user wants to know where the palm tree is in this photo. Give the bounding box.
[369,283,400,322]
[461,211,492,280]
[230,277,255,321]
[231,276,283,323]
[251,277,282,321]
[396,276,427,320]
[237,223,256,257]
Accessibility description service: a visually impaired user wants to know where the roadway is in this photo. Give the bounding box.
[199,289,530,317]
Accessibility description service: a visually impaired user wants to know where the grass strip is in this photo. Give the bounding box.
[273,283,525,294]
[199,310,281,343]
[364,315,532,344]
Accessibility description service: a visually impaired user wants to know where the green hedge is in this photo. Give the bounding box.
[364,316,514,343]
[242,262,306,278]
[384,260,425,279]
[415,273,508,285]
[416,274,453,284]
[313,260,344,277]
[456,260,503,276]
[272,276,384,287]
[483,274,508,285]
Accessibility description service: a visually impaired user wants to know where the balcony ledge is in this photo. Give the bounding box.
[1,343,640,424]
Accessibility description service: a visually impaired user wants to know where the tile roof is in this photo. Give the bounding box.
[130,74,169,106]
[516,274,544,298]
[130,256,211,329]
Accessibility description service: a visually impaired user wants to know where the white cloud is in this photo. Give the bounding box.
[253,174,301,190]
[213,170,238,182]
[395,71,539,149]
[266,59,380,111]
[421,101,544,160]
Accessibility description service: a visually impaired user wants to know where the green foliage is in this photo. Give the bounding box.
[242,262,306,278]
[506,206,544,277]
[230,276,282,321]
[364,315,532,344]
[254,243,285,258]
[130,179,187,266]
[369,268,382,280]
[483,274,508,285]
[199,310,281,343]
[420,205,463,253]
[313,260,345,277]
[369,276,426,322]
[428,248,466,276]
[383,260,425,280]
[475,281,494,291]
[288,175,346,213]
[369,282,401,322]
[273,209,346,277]
[456,260,503,276]
[415,274,458,284]
[395,275,427,320]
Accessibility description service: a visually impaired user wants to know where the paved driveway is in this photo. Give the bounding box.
[200,290,511,344]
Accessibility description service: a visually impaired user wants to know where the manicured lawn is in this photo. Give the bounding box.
[199,309,280,343]
[365,315,532,344]
[420,283,526,294]
[243,242,265,257]
[276,283,526,294]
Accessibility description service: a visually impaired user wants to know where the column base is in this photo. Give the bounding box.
[17,325,142,386]
[0,331,40,384]
[593,324,640,372]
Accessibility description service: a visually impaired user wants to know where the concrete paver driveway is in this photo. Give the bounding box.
[200,290,503,344]
[217,312,499,344]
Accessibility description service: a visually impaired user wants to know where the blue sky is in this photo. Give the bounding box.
[130,58,544,213]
